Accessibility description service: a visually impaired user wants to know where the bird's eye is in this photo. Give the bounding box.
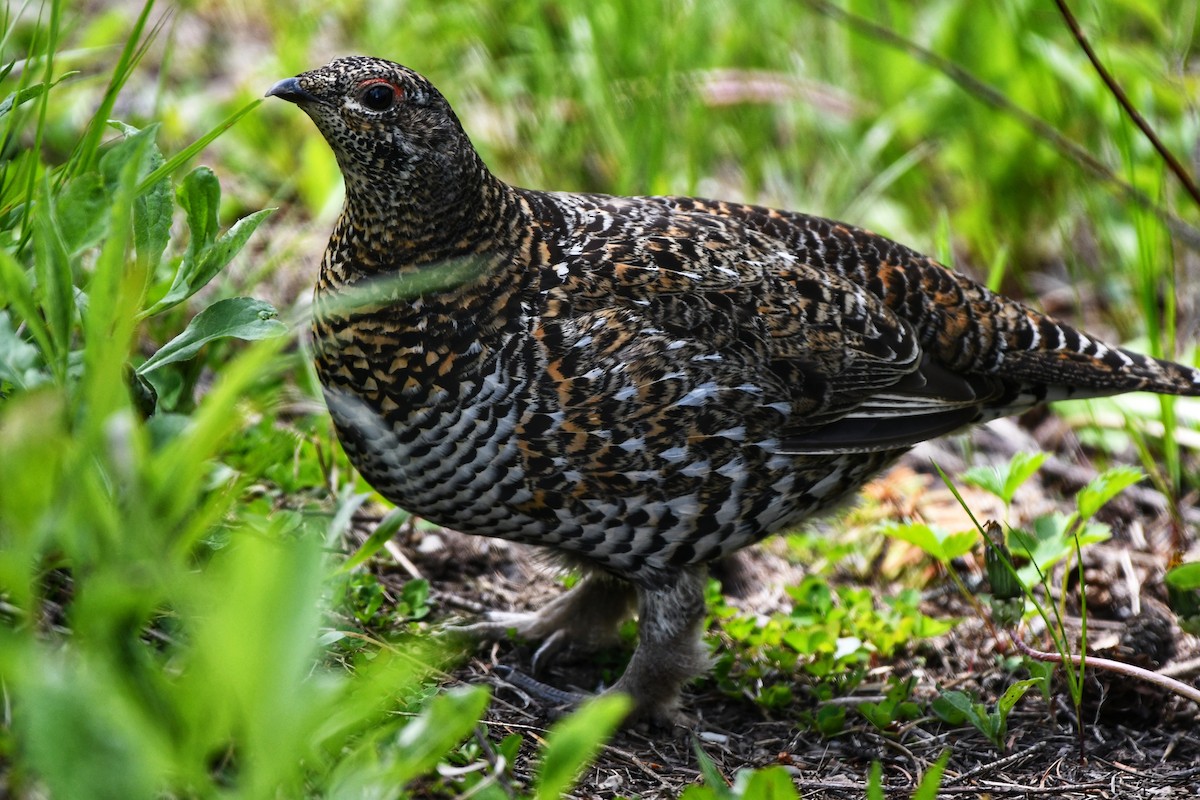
[360,83,396,111]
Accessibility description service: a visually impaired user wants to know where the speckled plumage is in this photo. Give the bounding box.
[269,57,1200,722]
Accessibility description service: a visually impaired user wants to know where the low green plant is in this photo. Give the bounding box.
[931,680,1040,751]
[1165,561,1200,635]
[866,750,950,800]
[929,453,1190,744]
[857,675,921,733]
[708,575,952,714]
[0,7,494,796]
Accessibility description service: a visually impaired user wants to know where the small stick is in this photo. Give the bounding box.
[1010,633,1200,705]
[1054,0,1200,211]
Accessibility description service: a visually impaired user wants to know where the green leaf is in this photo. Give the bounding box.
[882,522,942,559]
[0,75,73,119]
[79,122,152,427]
[930,690,971,725]
[391,686,490,786]
[692,740,732,797]
[814,703,845,736]
[866,762,885,800]
[1165,562,1200,591]
[1075,465,1144,519]
[882,522,976,563]
[912,750,951,800]
[996,678,1037,720]
[1165,562,1200,633]
[139,167,218,317]
[136,100,264,194]
[136,297,288,376]
[179,166,221,262]
[0,252,44,357]
[0,311,46,390]
[57,173,110,255]
[32,177,74,376]
[142,165,274,317]
[535,693,631,800]
[735,766,800,800]
[18,656,166,800]
[1011,515,1111,581]
[338,507,410,575]
[939,529,978,560]
[119,128,172,272]
[962,451,1046,504]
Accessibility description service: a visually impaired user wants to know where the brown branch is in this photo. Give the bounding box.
[1054,0,1200,211]
[1010,633,1200,706]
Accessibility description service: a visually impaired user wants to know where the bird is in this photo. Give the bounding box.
[267,56,1200,724]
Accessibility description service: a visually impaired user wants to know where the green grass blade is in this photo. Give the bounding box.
[65,0,155,179]
[136,99,264,195]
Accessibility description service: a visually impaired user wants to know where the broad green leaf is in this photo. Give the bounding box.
[1012,515,1111,581]
[99,123,161,189]
[882,522,942,559]
[1075,465,1144,519]
[939,529,978,560]
[962,451,1046,504]
[931,690,998,748]
[1166,562,1200,634]
[814,704,845,736]
[142,165,273,317]
[136,297,287,375]
[882,522,975,562]
[1002,452,1047,503]
[392,686,490,786]
[189,207,274,294]
[135,170,173,273]
[996,678,1038,719]
[57,173,109,255]
[139,167,219,317]
[734,766,800,800]
[177,165,221,270]
[1165,562,1200,591]
[96,122,171,271]
[106,123,173,272]
[535,693,631,800]
[930,690,972,724]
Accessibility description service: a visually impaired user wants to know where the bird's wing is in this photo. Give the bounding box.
[529,195,1003,458]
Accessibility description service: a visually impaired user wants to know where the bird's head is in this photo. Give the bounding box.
[267,56,482,207]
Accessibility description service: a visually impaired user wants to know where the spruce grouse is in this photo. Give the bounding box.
[268,56,1200,723]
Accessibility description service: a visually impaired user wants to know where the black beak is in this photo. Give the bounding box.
[265,77,319,104]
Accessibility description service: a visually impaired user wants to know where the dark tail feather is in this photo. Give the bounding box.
[1000,342,1200,399]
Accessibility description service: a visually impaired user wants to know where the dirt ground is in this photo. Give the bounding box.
[362,416,1200,799]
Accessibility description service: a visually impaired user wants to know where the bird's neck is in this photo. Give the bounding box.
[324,153,523,285]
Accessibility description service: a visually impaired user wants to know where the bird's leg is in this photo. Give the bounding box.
[608,566,711,726]
[453,571,637,670]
